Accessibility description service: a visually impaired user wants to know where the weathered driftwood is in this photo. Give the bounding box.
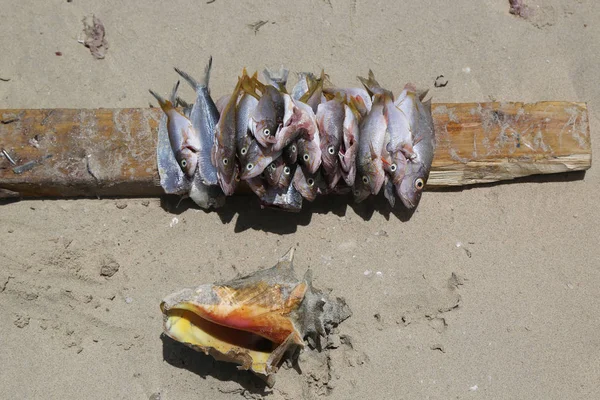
[0,102,591,198]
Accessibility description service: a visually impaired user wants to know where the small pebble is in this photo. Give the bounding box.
[376,271,383,277]
[115,201,127,209]
[469,385,478,391]
[125,297,133,304]
[100,255,120,277]
[364,270,372,277]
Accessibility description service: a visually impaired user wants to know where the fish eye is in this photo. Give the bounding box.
[269,163,276,170]
[354,189,360,196]
[180,159,187,168]
[246,163,254,171]
[328,145,335,155]
[222,158,229,165]
[284,166,290,175]
[303,154,309,162]
[362,176,369,184]
[390,163,397,172]
[240,147,247,155]
[415,178,424,190]
[291,145,297,152]
[263,128,271,136]
[307,178,315,186]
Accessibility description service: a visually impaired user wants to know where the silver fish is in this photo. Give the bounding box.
[316,99,345,189]
[297,123,322,175]
[299,70,325,114]
[292,166,322,202]
[154,81,192,195]
[383,175,395,208]
[261,181,303,213]
[248,82,282,148]
[236,71,260,167]
[275,163,295,189]
[212,78,241,195]
[282,141,298,164]
[189,170,226,209]
[338,102,360,187]
[265,157,284,187]
[240,140,282,180]
[355,94,387,196]
[397,95,436,209]
[272,94,319,153]
[245,175,268,199]
[174,58,219,186]
[149,87,200,179]
[388,83,419,163]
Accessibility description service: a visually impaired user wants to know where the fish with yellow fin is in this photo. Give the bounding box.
[160,248,351,386]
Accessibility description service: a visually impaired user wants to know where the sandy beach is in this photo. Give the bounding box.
[1,0,599,398]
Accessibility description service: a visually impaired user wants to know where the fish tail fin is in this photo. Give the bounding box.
[241,72,261,100]
[357,69,381,95]
[149,89,172,112]
[262,67,289,92]
[176,96,189,109]
[169,80,180,104]
[174,67,200,91]
[203,56,213,88]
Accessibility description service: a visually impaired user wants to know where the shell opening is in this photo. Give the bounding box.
[163,307,278,374]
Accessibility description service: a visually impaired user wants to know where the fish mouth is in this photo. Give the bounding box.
[161,306,278,376]
[397,188,416,209]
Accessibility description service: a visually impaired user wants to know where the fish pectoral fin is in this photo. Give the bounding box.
[369,142,379,160]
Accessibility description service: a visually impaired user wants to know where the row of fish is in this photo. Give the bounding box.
[151,57,436,212]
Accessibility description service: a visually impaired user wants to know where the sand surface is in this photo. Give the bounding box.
[1,0,599,399]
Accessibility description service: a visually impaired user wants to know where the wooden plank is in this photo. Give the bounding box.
[0,101,591,198]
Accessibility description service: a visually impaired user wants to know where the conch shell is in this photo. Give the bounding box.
[160,248,351,386]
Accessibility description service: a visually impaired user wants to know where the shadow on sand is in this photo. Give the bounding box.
[1,170,587,233]
[158,169,587,233]
[161,334,273,396]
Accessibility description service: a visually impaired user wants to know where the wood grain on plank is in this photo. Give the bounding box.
[0,102,591,198]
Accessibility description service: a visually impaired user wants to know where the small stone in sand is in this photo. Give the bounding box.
[115,201,127,209]
[100,255,120,277]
